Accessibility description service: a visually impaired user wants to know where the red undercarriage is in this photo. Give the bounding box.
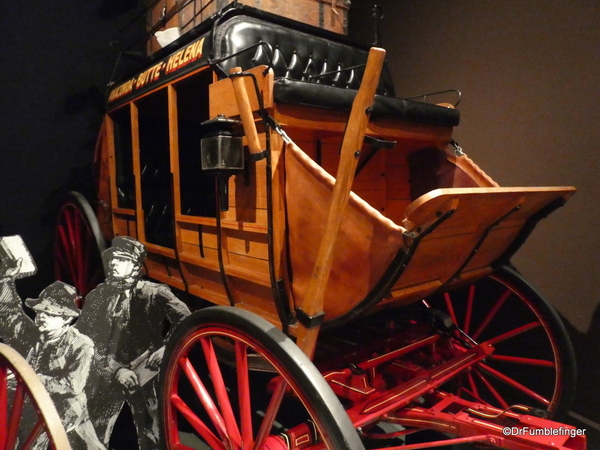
[282,323,586,450]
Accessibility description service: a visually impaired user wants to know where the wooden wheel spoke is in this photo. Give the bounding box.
[200,338,242,448]
[64,208,77,250]
[0,345,70,450]
[235,341,254,447]
[253,377,287,450]
[430,268,575,418]
[57,225,78,282]
[473,368,510,409]
[55,193,105,297]
[170,394,226,450]
[478,362,550,406]
[5,381,26,450]
[487,321,540,346]
[489,354,555,367]
[472,289,511,341]
[19,420,45,450]
[460,383,491,407]
[464,285,475,335]
[443,292,459,327]
[179,358,227,439]
[162,308,365,450]
[467,371,480,399]
[179,357,230,442]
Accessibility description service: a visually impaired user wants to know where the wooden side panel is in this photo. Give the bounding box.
[145,252,185,290]
[285,141,405,322]
[223,153,268,223]
[181,258,229,305]
[209,67,274,119]
[228,277,280,324]
[178,222,219,263]
[112,210,137,239]
[384,148,412,225]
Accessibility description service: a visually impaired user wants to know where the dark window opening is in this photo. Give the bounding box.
[136,89,174,248]
[175,70,217,218]
[110,105,135,209]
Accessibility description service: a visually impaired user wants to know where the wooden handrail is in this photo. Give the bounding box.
[295,47,387,358]
[229,67,264,158]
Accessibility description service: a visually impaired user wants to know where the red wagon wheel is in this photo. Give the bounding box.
[0,343,71,450]
[429,265,576,420]
[160,306,365,450]
[54,191,106,299]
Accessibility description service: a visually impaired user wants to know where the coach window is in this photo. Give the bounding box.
[110,105,135,209]
[174,69,217,218]
[135,88,174,248]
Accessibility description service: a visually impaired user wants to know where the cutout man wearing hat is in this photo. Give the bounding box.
[24,281,105,450]
[77,236,191,450]
[0,250,105,450]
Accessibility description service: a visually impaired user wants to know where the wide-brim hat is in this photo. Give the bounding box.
[102,236,146,267]
[25,281,80,317]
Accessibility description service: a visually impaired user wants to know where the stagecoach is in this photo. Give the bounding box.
[5,2,585,449]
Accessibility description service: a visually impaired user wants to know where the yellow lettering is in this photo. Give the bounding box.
[173,51,182,69]
[166,54,176,73]
[150,63,161,81]
[134,73,143,89]
[192,38,204,59]
[163,37,205,74]
[108,79,134,103]
[182,46,192,65]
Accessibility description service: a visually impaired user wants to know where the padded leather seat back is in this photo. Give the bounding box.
[211,15,396,97]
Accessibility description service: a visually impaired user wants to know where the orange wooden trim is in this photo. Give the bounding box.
[296,47,386,357]
[176,214,217,226]
[112,207,136,216]
[179,252,221,271]
[209,66,274,119]
[447,153,500,188]
[229,67,264,157]
[130,102,146,243]
[145,268,186,290]
[105,115,119,214]
[223,263,271,287]
[168,85,182,216]
[220,219,268,233]
[144,241,177,258]
[273,104,454,144]
[405,186,576,217]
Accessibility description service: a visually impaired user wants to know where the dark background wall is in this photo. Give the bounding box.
[0,1,141,297]
[1,0,598,444]
[352,0,600,440]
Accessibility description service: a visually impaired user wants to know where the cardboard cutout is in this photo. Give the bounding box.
[0,235,191,450]
[0,236,105,450]
[77,236,191,449]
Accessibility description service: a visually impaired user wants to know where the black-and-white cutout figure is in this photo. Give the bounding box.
[77,236,191,449]
[0,236,38,355]
[0,236,105,450]
[24,282,106,450]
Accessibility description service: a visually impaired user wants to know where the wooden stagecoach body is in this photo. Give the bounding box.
[96,8,573,337]
[57,5,586,449]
